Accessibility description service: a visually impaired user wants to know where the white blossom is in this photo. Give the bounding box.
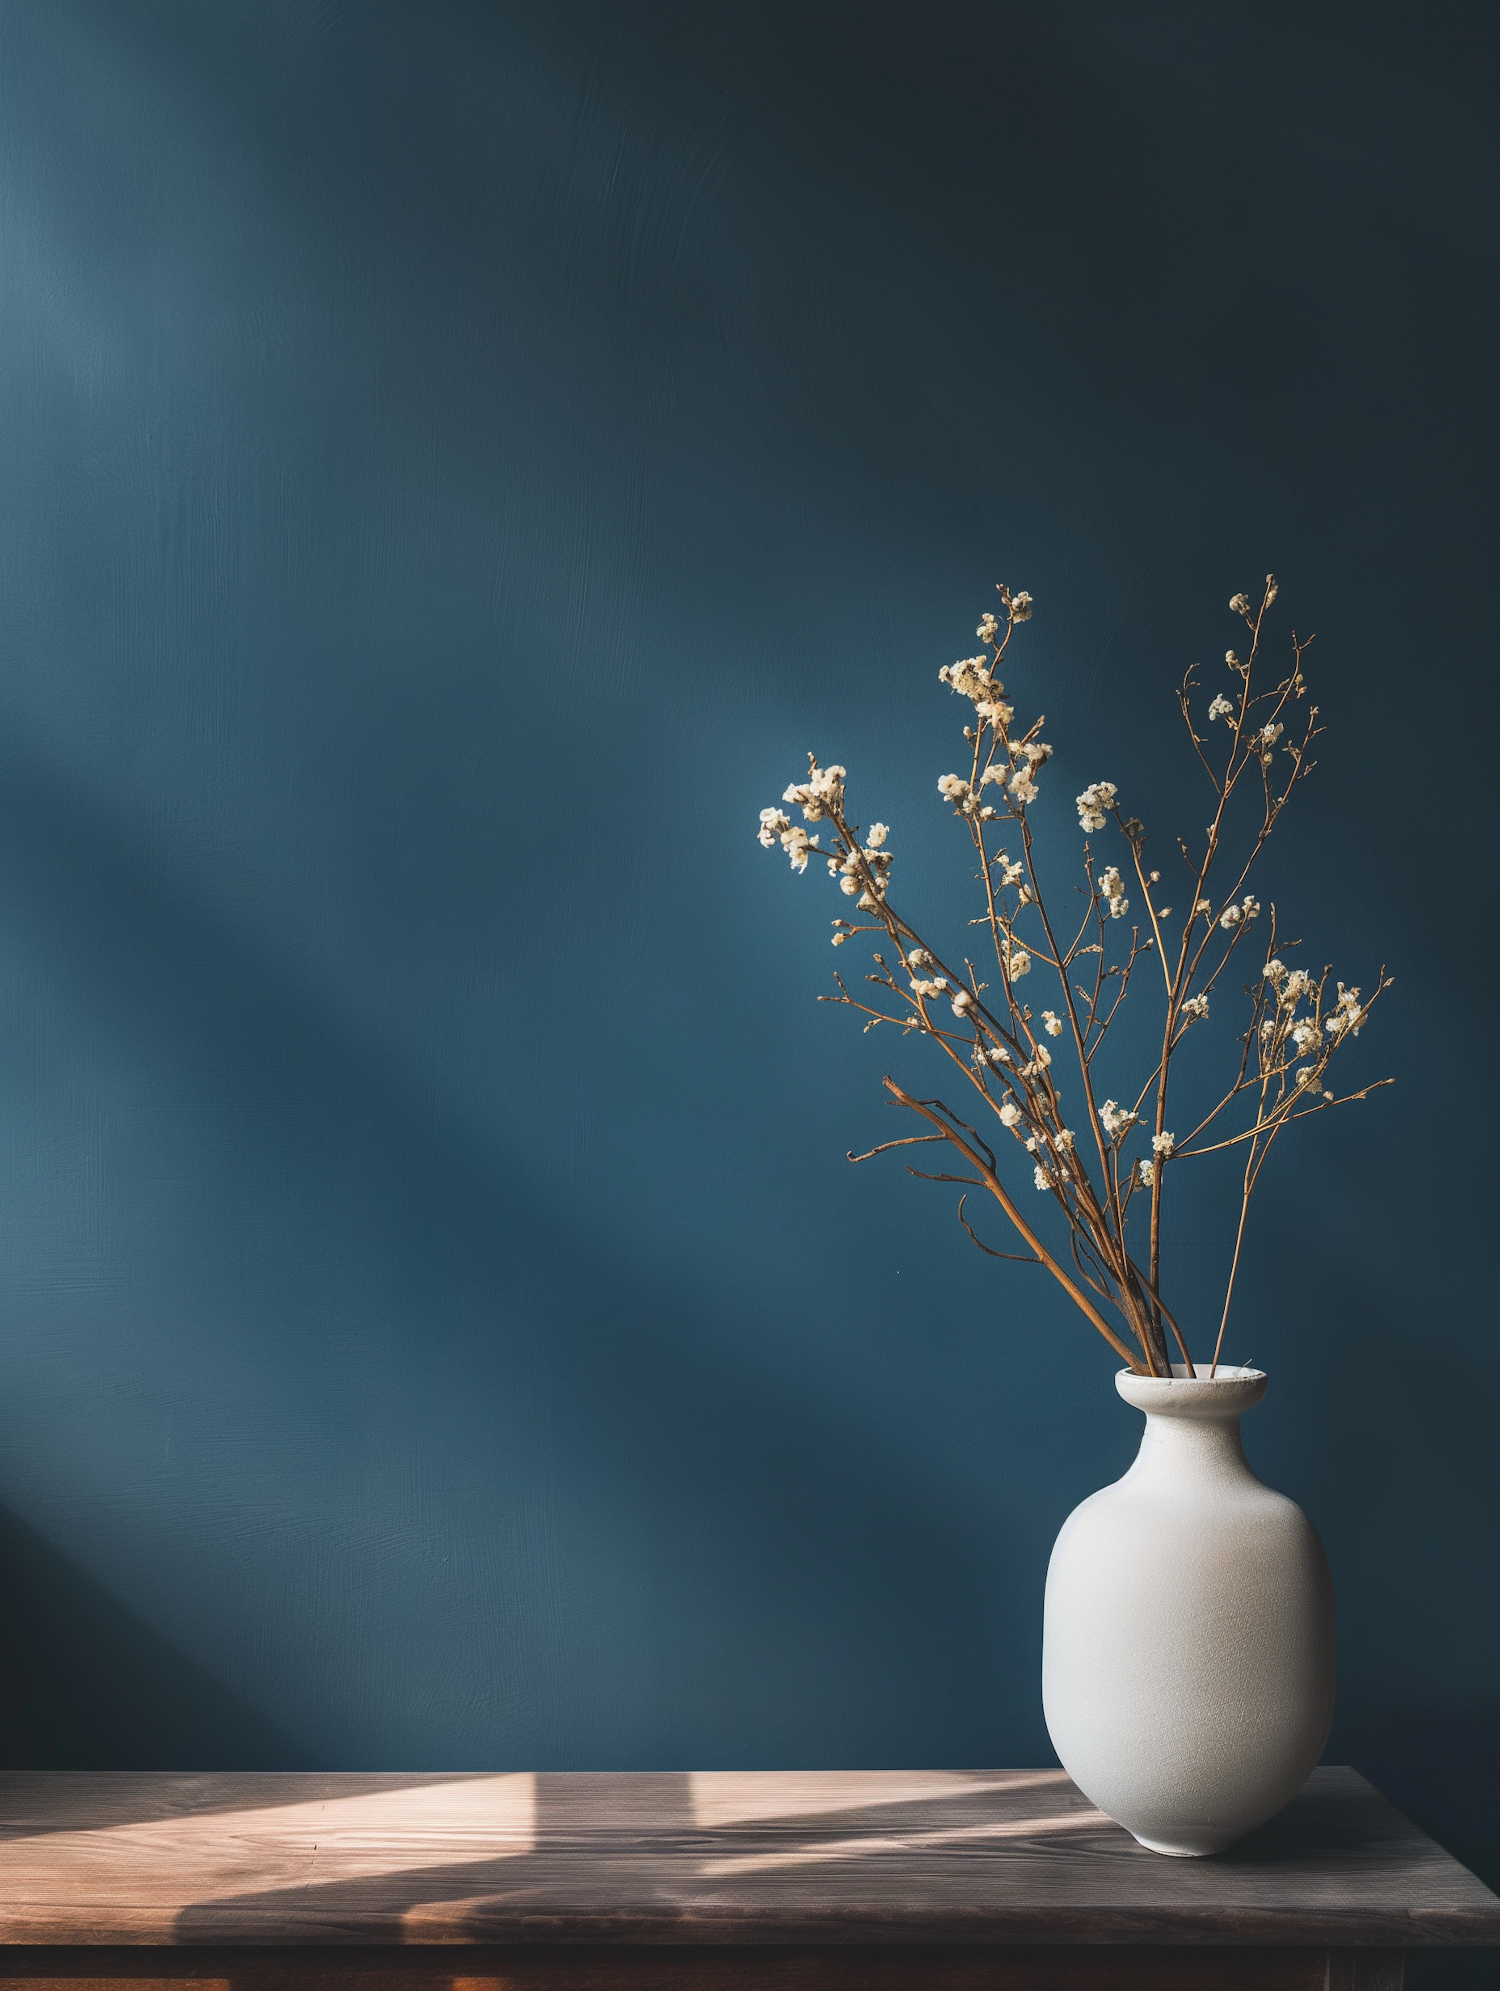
[829,851,866,895]
[907,947,933,968]
[1076,780,1118,832]
[1180,993,1210,1021]
[1097,865,1129,918]
[1100,1099,1136,1138]
[861,846,893,896]
[865,821,889,847]
[1194,898,1211,916]
[939,655,990,693]
[1006,946,1032,980]
[939,656,1010,729]
[937,773,973,807]
[951,988,973,1017]
[977,612,1000,643]
[999,1101,1022,1128]
[1009,770,1039,805]
[1151,1131,1175,1157]
[782,763,846,822]
[1263,958,1287,984]
[757,807,791,847]
[1229,592,1251,615]
[1281,967,1312,1005]
[1291,1018,1319,1053]
[909,976,948,1000]
[1219,894,1260,929]
[1009,591,1033,622]
[1260,723,1283,747]
[1325,983,1365,1038]
[1137,1158,1155,1187]
[1294,1066,1319,1089]
[1056,1128,1075,1150]
[780,825,819,872]
[1226,650,1240,667]
[1207,694,1235,723]
[1041,1010,1065,1037]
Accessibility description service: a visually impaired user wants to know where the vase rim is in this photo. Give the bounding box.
[1115,1363,1268,1418]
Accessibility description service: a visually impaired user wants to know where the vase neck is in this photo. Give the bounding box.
[1132,1411,1257,1489]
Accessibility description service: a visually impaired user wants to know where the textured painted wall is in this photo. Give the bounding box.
[0,0,1493,1920]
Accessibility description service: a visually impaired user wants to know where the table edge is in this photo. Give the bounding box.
[3,1909,1499,1949]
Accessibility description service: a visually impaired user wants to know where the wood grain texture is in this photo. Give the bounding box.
[0,1769,1494,1950]
[0,1943,1410,1989]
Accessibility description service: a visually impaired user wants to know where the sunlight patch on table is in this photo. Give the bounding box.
[0,1774,536,1910]
[689,1768,1073,1829]
[698,1806,1111,1875]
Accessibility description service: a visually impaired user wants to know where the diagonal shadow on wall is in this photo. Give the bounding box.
[0,1500,303,1774]
[0,1510,501,1834]
[0,731,1031,1771]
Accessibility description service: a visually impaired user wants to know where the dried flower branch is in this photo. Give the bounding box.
[757,578,1391,1376]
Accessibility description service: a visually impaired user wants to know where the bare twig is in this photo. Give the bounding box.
[957,1193,1043,1263]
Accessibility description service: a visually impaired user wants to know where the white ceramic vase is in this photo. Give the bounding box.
[1042,1365,1335,1856]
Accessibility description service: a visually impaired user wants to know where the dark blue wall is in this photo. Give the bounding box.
[0,0,1493,1937]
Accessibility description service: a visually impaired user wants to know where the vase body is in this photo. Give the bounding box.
[1042,1365,1334,1856]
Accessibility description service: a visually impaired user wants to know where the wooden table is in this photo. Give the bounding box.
[1,1767,1496,1988]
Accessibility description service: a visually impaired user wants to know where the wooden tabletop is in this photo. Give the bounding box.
[1,1767,1496,1951]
